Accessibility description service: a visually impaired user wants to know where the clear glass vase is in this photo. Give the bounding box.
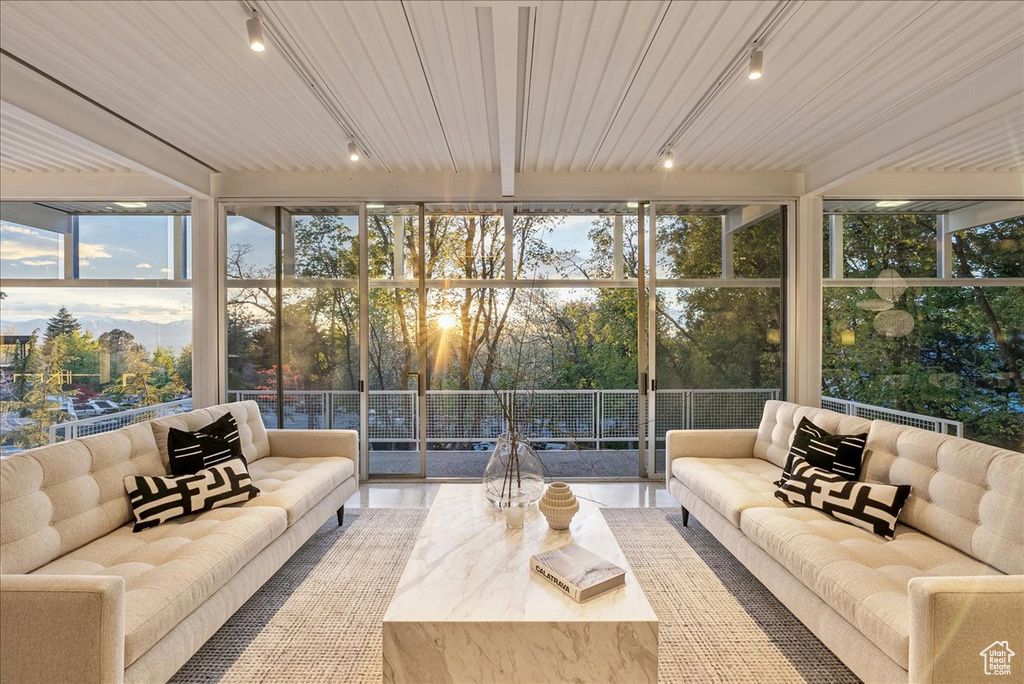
[482,433,545,508]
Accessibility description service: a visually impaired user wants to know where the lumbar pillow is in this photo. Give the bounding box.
[777,416,867,486]
[775,456,911,539]
[124,458,259,532]
[167,412,244,476]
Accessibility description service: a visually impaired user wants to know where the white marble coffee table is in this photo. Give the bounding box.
[382,483,658,684]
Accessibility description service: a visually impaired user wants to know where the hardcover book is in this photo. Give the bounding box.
[531,543,626,602]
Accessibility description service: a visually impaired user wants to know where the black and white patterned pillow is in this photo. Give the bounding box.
[124,458,259,532]
[775,457,911,539]
[777,417,867,486]
[167,412,244,476]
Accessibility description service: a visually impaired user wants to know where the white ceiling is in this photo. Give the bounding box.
[0,0,1021,178]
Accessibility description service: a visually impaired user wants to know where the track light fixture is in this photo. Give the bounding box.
[247,12,266,53]
[661,151,675,169]
[748,45,763,80]
[348,142,360,162]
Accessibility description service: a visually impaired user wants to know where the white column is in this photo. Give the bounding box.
[504,204,514,280]
[190,198,223,408]
[791,195,823,407]
[358,202,369,481]
[720,215,733,279]
[613,214,623,280]
[936,214,952,278]
[828,214,844,279]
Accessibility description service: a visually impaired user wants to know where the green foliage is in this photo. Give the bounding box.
[44,306,81,341]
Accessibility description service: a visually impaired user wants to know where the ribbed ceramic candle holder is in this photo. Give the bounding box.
[538,482,579,530]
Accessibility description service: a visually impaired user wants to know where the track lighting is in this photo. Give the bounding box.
[247,12,266,53]
[348,142,360,162]
[748,46,763,80]
[661,151,674,169]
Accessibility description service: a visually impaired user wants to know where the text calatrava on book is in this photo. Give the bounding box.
[531,543,625,603]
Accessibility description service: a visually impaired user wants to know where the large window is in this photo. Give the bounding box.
[0,202,193,453]
[822,201,1023,451]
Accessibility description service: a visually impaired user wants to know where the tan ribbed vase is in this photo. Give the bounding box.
[538,481,579,530]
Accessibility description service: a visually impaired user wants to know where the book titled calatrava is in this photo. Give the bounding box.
[531,543,626,603]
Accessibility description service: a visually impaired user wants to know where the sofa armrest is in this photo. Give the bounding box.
[267,429,358,463]
[909,574,1024,684]
[665,429,758,484]
[0,574,125,684]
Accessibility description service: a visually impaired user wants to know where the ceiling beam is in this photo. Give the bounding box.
[0,201,69,233]
[947,200,1024,232]
[725,204,780,233]
[825,172,1024,200]
[0,172,191,202]
[483,4,525,197]
[804,48,1024,195]
[212,170,802,202]
[0,53,213,197]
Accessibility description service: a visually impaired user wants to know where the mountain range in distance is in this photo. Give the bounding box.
[2,315,191,353]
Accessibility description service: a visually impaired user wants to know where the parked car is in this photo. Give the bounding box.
[472,441,494,451]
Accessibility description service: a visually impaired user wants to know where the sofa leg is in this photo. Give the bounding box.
[337,506,345,527]
[681,506,689,527]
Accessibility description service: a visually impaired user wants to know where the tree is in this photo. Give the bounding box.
[10,334,75,448]
[175,344,193,389]
[45,306,81,341]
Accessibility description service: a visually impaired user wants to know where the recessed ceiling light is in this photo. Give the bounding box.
[661,152,674,169]
[247,13,266,52]
[348,142,360,162]
[367,204,385,209]
[114,201,148,208]
[875,201,912,208]
[748,47,764,80]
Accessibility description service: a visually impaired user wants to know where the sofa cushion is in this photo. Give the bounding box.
[671,457,786,527]
[0,424,165,574]
[32,505,287,666]
[863,421,1024,575]
[740,506,1002,668]
[244,456,355,526]
[150,401,270,469]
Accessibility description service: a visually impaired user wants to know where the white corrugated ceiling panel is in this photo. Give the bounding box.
[0,104,133,173]
[878,104,1024,172]
[264,1,457,173]
[0,0,364,173]
[671,0,1024,172]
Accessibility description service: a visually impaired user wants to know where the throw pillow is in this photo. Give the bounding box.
[124,458,259,532]
[167,412,244,476]
[775,456,911,539]
[777,416,867,486]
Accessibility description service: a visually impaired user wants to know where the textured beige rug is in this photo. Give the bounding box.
[171,508,859,684]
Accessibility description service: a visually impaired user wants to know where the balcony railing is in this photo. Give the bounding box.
[224,388,783,444]
[41,391,964,446]
[821,396,964,437]
[48,398,194,443]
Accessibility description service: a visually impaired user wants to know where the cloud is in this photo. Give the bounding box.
[79,243,112,259]
[135,262,153,269]
[21,259,58,267]
[160,268,171,274]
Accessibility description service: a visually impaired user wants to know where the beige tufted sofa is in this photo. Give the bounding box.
[0,400,358,684]
[667,400,1024,684]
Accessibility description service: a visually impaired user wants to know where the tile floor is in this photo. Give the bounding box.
[343,481,677,510]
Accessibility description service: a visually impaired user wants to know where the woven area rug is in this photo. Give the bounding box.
[171,507,860,684]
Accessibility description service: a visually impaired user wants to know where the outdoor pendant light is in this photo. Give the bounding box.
[348,142,360,162]
[662,151,675,169]
[748,47,763,80]
[247,13,266,53]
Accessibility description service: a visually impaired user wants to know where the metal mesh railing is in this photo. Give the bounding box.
[48,399,193,442]
[43,389,962,447]
[822,396,963,436]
